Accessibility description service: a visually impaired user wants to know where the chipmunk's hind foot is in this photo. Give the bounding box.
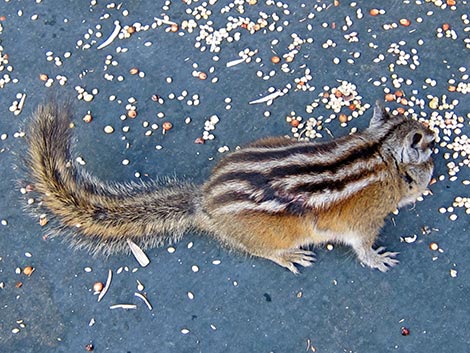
[265,248,316,274]
[358,246,399,272]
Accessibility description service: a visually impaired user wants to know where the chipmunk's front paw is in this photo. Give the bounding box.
[268,249,316,274]
[359,246,399,272]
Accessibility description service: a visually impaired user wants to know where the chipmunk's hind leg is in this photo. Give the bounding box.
[211,212,315,274]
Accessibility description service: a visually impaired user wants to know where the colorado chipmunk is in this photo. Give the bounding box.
[25,100,435,273]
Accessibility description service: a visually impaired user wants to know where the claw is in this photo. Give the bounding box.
[358,246,399,272]
[266,248,316,274]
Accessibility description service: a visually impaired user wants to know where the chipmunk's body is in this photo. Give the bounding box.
[25,101,435,273]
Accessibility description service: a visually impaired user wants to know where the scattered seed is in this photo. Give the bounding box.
[39,217,48,227]
[93,282,104,293]
[399,18,411,27]
[290,120,300,127]
[198,72,207,80]
[162,121,173,131]
[83,113,93,123]
[23,266,34,276]
[83,93,94,102]
[104,125,114,134]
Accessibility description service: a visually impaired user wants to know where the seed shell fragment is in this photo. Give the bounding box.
[134,292,153,310]
[127,239,150,267]
[97,269,112,302]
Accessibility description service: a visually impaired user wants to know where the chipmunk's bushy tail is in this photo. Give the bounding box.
[25,101,201,255]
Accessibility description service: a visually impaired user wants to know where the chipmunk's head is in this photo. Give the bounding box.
[369,100,436,165]
[369,100,436,206]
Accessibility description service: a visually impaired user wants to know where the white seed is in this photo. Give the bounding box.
[83,93,94,102]
[104,125,114,134]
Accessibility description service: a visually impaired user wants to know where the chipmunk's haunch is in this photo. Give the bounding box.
[25,101,435,273]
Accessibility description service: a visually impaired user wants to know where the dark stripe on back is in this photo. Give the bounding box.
[209,189,307,215]
[267,140,379,178]
[217,138,340,168]
[209,139,380,188]
[289,165,386,194]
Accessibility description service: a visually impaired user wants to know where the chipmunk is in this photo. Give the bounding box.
[24,100,435,273]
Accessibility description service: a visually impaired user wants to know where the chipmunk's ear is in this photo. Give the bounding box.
[369,100,390,128]
[402,130,434,163]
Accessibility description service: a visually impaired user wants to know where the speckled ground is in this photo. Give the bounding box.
[0,1,469,352]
